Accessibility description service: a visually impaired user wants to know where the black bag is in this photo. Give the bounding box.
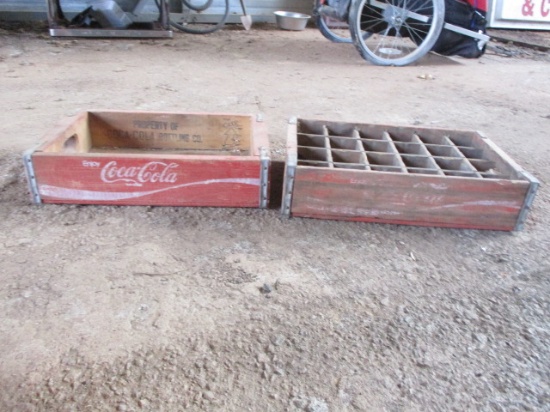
[431,0,487,58]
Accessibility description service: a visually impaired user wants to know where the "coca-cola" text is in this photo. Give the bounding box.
[100,161,179,187]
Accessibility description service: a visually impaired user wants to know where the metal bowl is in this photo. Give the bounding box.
[274,11,311,31]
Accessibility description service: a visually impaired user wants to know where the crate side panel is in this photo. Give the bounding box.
[31,154,262,207]
[250,117,270,157]
[290,168,530,230]
[37,111,92,153]
[88,111,253,153]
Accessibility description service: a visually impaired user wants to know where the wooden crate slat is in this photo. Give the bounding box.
[291,167,529,231]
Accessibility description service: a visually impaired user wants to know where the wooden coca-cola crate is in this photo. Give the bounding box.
[24,110,270,208]
[281,118,539,231]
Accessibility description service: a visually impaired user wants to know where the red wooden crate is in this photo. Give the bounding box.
[24,110,270,208]
[281,118,539,231]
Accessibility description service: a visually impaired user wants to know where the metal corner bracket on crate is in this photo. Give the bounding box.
[23,149,42,204]
[283,118,539,231]
[281,117,298,217]
[514,171,539,231]
[259,147,270,209]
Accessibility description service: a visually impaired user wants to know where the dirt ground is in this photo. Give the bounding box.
[0,21,549,411]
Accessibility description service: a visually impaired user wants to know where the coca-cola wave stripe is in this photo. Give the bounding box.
[39,178,261,201]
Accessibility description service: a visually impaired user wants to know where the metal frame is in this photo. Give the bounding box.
[515,172,540,231]
[46,0,173,38]
[281,117,298,218]
[259,147,270,209]
[23,149,41,204]
[444,21,490,50]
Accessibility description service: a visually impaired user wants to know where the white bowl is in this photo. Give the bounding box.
[274,11,311,31]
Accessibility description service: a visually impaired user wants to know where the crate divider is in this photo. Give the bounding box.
[411,133,445,175]
[353,129,370,170]
[441,135,482,178]
[322,125,335,168]
[382,131,408,173]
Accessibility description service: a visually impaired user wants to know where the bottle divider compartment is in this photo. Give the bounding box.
[296,126,509,179]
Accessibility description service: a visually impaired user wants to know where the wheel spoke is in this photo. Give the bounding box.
[402,21,429,39]
[359,13,386,33]
[369,0,432,23]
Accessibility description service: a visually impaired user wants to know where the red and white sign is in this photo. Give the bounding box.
[490,0,550,29]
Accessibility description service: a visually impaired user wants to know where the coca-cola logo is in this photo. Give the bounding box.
[100,161,179,187]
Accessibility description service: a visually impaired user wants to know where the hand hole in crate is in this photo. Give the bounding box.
[63,134,78,152]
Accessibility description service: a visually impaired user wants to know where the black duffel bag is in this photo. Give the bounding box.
[431,0,488,58]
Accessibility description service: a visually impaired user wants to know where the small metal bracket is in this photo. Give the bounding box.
[22,150,41,204]
[514,171,540,231]
[281,116,298,217]
[281,153,297,218]
[259,147,270,209]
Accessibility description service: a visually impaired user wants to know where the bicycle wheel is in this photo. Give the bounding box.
[315,0,352,43]
[169,0,229,34]
[348,0,445,66]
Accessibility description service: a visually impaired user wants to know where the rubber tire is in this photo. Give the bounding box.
[315,0,353,44]
[348,0,445,66]
[170,0,229,34]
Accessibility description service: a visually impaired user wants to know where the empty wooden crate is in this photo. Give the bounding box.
[24,110,270,208]
[282,118,539,231]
